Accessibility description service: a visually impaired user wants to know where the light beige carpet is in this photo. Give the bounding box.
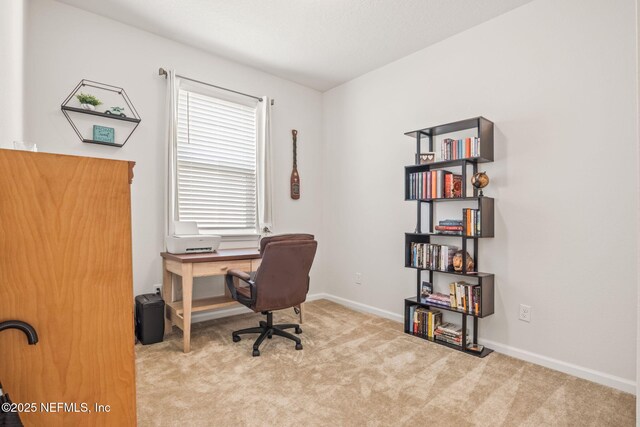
[136,300,635,426]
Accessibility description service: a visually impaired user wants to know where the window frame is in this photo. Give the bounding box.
[174,81,261,239]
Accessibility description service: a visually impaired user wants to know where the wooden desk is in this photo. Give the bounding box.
[161,249,304,353]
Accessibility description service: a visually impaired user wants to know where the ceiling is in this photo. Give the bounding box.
[55,0,533,91]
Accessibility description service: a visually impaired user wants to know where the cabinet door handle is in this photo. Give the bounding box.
[220,266,228,271]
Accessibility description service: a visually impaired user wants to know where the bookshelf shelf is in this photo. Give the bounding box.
[403,265,494,279]
[405,158,490,172]
[403,196,493,203]
[405,232,492,240]
[404,330,494,358]
[403,116,495,358]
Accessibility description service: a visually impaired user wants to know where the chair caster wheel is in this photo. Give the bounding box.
[252,349,260,357]
[267,333,273,339]
[295,327,302,334]
[232,335,241,342]
[295,343,303,350]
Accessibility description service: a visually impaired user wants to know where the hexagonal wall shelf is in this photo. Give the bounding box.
[61,80,141,147]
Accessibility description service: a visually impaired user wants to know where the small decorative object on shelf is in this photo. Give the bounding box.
[420,281,433,299]
[418,152,436,164]
[452,250,474,272]
[61,79,141,148]
[76,93,102,111]
[403,117,495,358]
[104,106,127,117]
[93,125,115,144]
[471,171,489,197]
[13,141,37,152]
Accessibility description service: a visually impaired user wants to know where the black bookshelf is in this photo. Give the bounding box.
[403,116,495,358]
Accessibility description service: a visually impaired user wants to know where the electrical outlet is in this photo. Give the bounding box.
[355,273,362,285]
[152,284,162,296]
[519,304,531,322]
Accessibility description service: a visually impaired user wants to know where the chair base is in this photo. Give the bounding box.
[232,311,303,356]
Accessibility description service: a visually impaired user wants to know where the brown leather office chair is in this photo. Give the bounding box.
[225,234,317,356]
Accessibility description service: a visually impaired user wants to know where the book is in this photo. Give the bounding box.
[431,171,436,198]
[422,172,427,199]
[473,286,481,315]
[409,305,416,332]
[449,283,457,308]
[439,219,463,226]
[423,292,451,307]
[467,343,484,353]
[444,173,452,198]
[451,175,462,198]
[435,225,463,231]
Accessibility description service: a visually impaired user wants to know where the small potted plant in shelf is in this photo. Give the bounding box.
[76,93,102,111]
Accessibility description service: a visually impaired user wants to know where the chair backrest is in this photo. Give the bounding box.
[253,234,317,312]
[259,233,315,254]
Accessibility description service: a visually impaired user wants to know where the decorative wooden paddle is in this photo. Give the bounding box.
[290,129,300,199]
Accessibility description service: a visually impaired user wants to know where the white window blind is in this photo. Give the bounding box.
[176,90,258,235]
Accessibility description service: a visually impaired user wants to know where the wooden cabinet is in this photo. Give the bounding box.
[0,150,137,426]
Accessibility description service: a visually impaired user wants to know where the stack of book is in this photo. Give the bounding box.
[434,322,470,347]
[441,137,481,160]
[421,292,451,308]
[434,219,463,235]
[409,243,458,271]
[449,281,482,315]
[463,208,481,236]
[409,306,442,338]
[408,171,462,200]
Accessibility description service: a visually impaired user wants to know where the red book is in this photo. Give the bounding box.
[435,225,463,231]
[451,175,462,198]
[465,137,471,158]
[444,173,452,198]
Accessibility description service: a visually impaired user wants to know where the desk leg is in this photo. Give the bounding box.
[163,260,173,336]
[182,263,194,353]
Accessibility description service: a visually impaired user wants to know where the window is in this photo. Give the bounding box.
[176,89,258,236]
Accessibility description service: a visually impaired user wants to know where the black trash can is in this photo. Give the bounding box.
[135,293,165,345]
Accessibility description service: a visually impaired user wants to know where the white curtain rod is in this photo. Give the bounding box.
[158,67,274,105]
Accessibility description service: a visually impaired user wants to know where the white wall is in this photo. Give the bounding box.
[23,0,325,299]
[323,0,638,391]
[0,0,25,148]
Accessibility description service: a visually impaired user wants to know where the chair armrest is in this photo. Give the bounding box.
[225,270,256,306]
[227,269,251,283]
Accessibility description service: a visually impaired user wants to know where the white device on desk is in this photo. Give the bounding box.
[165,221,221,254]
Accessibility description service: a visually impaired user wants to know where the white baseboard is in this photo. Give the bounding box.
[319,293,637,395]
[479,339,636,394]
